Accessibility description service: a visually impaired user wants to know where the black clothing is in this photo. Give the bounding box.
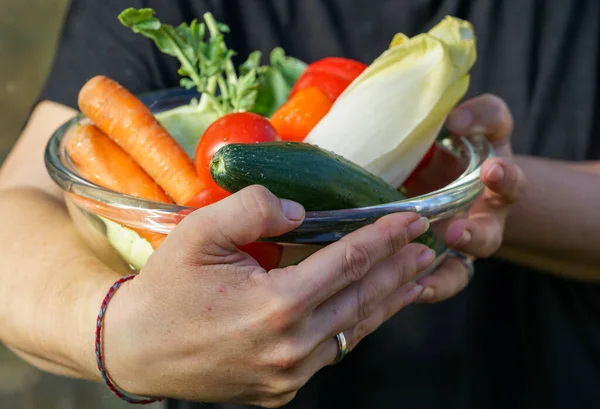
[40,1,600,408]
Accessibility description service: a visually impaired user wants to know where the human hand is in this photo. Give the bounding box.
[416,94,526,303]
[101,185,435,407]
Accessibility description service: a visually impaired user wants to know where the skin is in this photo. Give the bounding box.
[417,95,600,306]
[0,93,595,405]
[100,190,435,405]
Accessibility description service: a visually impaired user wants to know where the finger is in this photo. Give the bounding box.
[480,158,526,206]
[446,94,514,150]
[301,281,425,374]
[415,256,472,304]
[175,185,305,252]
[309,243,434,342]
[444,160,525,257]
[443,215,502,258]
[280,213,430,310]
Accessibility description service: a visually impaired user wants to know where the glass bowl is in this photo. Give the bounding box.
[44,88,494,274]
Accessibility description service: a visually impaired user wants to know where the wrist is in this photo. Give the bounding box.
[96,273,155,397]
[71,268,125,382]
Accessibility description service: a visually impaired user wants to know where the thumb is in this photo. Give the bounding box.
[175,185,305,252]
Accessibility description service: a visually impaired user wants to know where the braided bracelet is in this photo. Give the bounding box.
[95,274,163,405]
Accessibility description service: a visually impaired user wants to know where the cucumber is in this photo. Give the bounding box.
[210,141,444,251]
[210,141,407,211]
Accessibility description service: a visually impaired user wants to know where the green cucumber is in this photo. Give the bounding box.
[210,141,443,251]
[210,141,406,211]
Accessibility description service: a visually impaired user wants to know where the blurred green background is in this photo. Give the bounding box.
[0,0,66,163]
[0,1,162,407]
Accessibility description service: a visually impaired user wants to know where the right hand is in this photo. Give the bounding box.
[103,185,434,407]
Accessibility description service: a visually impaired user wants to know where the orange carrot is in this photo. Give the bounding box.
[65,123,173,203]
[78,75,203,205]
[270,86,333,142]
[143,233,166,249]
[65,123,170,249]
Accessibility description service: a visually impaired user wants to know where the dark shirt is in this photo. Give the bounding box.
[39,1,600,408]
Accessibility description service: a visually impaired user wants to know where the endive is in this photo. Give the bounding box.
[303,16,477,188]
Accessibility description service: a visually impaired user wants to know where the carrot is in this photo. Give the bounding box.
[143,233,166,249]
[78,75,203,205]
[65,123,173,203]
[65,123,170,249]
[270,86,333,142]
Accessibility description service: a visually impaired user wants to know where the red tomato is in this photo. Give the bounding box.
[290,71,352,102]
[185,187,232,208]
[305,57,368,82]
[240,242,283,271]
[194,112,279,200]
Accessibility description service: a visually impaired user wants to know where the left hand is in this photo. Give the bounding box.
[416,94,526,303]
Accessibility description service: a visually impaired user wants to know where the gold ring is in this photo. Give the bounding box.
[332,332,348,365]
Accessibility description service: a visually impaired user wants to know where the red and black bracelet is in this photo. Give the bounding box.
[95,274,163,405]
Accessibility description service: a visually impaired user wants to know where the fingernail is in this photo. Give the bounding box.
[486,164,504,182]
[447,228,471,246]
[458,230,471,246]
[417,249,436,269]
[408,284,425,299]
[447,109,472,131]
[280,199,305,222]
[409,217,430,238]
[418,287,435,302]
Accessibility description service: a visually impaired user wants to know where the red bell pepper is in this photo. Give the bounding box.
[403,144,436,185]
[290,57,368,102]
[305,57,368,82]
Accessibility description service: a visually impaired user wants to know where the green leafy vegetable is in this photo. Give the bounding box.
[118,8,307,155]
[154,99,220,158]
[251,48,308,117]
[119,8,252,115]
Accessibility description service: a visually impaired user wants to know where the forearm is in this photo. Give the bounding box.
[0,101,76,200]
[498,155,600,281]
[0,188,124,380]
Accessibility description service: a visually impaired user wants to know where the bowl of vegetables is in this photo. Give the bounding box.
[44,8,493,273]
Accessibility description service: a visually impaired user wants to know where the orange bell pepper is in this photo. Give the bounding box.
[270,86,333,142]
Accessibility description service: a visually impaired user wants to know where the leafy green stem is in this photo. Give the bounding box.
[203,12,238,86]
[202,93,225,117]
[203,12,222,97]
[173,44,204,91]
[203,12,220,38]
[217,77,230,106]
